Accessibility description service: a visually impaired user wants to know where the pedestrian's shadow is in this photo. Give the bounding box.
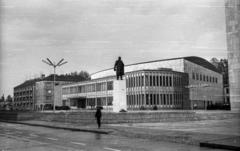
[95,133,102,140]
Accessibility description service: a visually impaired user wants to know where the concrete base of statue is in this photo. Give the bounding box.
[113,80,127,113]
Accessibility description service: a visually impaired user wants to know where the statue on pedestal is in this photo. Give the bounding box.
[114,56,124,80]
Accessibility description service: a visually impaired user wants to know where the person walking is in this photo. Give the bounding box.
[95,108,102,128]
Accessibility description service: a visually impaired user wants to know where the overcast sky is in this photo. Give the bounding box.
[0,0,227,96]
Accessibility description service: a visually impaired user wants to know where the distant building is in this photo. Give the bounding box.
[13,77,43,110]
[61,56,223,110]
[13,74,86,110]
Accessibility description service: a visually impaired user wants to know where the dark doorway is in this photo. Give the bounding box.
[77,98,86,108]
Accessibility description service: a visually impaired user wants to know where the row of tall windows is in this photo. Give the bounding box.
[127,93,183,107]
[127,74,182,88]
[88,96,113,107]
[63,81,114,95]
[127,75,144,87]
[192,72,218,83]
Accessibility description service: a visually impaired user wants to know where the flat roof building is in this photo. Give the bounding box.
[61,56,223,111]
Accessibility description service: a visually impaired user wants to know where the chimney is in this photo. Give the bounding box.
[41,74,45,79]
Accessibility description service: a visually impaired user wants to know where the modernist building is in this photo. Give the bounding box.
[61,56,223,110]
[13,77,42,110]
[13,74,86,110]
[225,0,240,110]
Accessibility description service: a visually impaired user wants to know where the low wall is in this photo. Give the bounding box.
[34,111,196,124]
[0,111,37,121]
[195,112,240,120]
[1,111,240,124]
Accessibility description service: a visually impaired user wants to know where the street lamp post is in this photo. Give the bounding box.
[42,58,67,112]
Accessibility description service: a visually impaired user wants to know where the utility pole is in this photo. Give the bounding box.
[42,58,67,112]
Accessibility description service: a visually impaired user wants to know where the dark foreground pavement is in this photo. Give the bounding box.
[1,111,240,151]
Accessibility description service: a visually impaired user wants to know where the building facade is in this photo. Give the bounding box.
[13,78,42,110]
[225,0,240,110]
[13,74,86,110]
[61,56,223,110]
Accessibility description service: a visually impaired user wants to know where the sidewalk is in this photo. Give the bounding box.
[1,115,240,150]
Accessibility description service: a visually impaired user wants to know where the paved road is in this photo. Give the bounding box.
[0,122,230,151]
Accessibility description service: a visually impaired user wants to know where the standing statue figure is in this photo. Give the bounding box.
[114,56,124,80]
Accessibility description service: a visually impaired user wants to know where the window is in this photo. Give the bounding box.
[206,76,208,82]
[107,81,113,90]
[203,75,205,81]
[213,77,215,83]
[146,94,149,105]
[153,76,155,86]
[192,72,195,79]
[210,76,211,82]
[160,76,162,86]
[170,94,172,105]
[88,98,95,106]
[166,94,169,105]
[139,76,141,87]
[196,73,199,80]
[163,94,166,105]
[97,83,101,91]
[150,76,152,86]
[145,76,149,86]
[169,76,172,87]
[70,100,77,106]
[200,74,202,81]
[46,96,52,100]
[163,76,165,86]
[166,76,169,87]
[107,97,113,105]
[70,86,77,94]
[62,87,69,95]
[216,77,218,83]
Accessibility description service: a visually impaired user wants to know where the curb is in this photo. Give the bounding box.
[113,130,200,146]
[0,120,112,134]
[200,142,240,151]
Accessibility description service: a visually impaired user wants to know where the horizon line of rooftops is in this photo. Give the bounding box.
[90,56,220,75]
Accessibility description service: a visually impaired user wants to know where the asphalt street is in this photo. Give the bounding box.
[0,122,230,151]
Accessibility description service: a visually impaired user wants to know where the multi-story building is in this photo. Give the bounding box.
[13,77,42,110]
[61,56,223,110]
[13,74,86,110]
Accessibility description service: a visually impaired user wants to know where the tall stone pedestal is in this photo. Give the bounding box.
[113,80,127,113]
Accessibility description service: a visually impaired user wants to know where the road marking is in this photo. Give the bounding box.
[45,137,58,141]
[15,131,23,134]
[104,147,121,151]
[29,134,38,137]
[5,132,15,135]
[70,142,86,146]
